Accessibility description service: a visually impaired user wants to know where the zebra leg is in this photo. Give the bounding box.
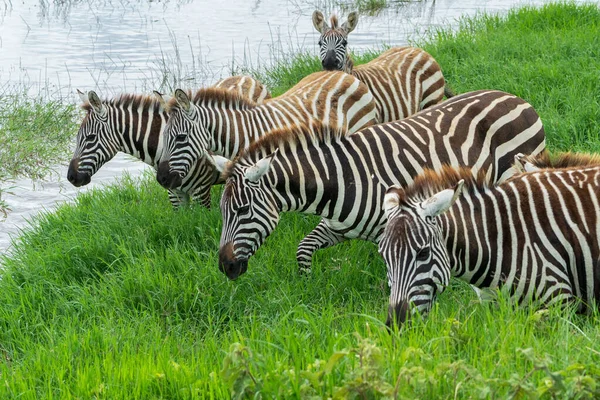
[297,219,346,274]
[168,189,191,208]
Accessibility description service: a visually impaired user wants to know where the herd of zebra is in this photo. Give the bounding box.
[66,11,600,327]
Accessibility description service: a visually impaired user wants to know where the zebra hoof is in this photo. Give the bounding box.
[298,266,312,276]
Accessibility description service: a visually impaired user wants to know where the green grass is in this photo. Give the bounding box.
[2,2,600,398]
[0,92,79,215]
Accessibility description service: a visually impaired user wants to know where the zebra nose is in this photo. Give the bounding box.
[67,158,91,187]
[219,242,248,280]
[385,301,411,329]
[156,160,183,189]
[322,51,338,71]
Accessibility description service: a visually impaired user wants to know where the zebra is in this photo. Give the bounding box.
[155,70,379,199]
[379,163,600,327]
[312,10,452,122]
[212,90,546,280]
[67,76,272,208]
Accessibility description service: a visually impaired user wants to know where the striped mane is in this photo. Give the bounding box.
[223,121,348,178]
[167,87,257,112]
[524,150,600,169]
[81,94,162,113]
[329,14,339,29]
[394,166,491,206]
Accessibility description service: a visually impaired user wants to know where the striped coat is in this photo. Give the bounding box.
[312,11,450,122]
[380,164,600,326]
[67,76,271,207]
[156,70,378,200]
[214,90,546,280]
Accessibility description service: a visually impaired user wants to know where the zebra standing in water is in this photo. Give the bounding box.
[155,70,378,197]
[67,76,272,207]
[213,90,546,280]
[380,164,600,327]
[312,10,451,122]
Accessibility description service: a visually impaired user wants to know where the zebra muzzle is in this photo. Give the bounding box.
[67,158,92,187]
[156,161,183,189]
[219,242,248,280]
[385,301,411,328]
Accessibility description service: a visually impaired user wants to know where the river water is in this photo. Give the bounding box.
[0,0,590,254]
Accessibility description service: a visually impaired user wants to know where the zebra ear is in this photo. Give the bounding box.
[342,11,358,33]
[87,91,105,115]
[383,186,404,217]
[514,153,539,173]
[244,149,279,183]
[312,10,329,33]
[153,90,171,108]
[420,180,464,218]
[77,89,88,104]
[174,89,191,113]
[209,154,231,174]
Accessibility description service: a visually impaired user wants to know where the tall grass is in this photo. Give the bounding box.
[0,92,79,216]
[1,2,600,398]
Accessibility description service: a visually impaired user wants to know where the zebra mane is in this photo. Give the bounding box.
[222,121,348,178]
[523,150,600,169]
[329,14,339,29]
[81,94,162,113]
[395,166,491,206]
[167,87,257,112]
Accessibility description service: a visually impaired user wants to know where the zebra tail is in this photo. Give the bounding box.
[444,85,455,99]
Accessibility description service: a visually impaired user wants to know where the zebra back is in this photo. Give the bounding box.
[352,47,446,121]
[380,164,600,326]
[215,89,546,279]
[214,75,271,104]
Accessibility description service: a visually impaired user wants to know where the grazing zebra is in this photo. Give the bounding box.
[213,90,546,280]
[155,70,378,197]
[380,164,600,327]
[67,76,272,207]
[312,10,451,122]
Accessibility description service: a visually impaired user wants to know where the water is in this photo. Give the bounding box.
[0,0,587,254]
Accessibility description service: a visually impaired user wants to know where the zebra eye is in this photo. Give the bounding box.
[236,204,250,215]
[175,134,188,143]
[318,39,323,46]
[341,39,348,46]
[416,247,430,262]
[86,134,97,142]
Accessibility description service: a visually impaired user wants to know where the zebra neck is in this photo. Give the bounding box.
[106,103,166,167]
[345,53,354,74]
[441,191,502,289]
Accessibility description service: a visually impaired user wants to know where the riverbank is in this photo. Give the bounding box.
[1,2,600,398]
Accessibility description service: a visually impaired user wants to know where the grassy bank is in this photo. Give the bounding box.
[0,93,78,215]
[2,2,600,398]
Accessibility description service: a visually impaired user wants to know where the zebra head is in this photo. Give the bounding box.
[157,89,209,190]
[379,180,464,328]
[213,151,281,280]
[312,10,358,73]
[68,90,120,187]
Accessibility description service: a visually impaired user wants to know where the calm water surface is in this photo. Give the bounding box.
[0,0,590,254]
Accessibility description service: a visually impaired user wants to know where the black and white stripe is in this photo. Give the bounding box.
[67,76,272,207]
[156,70,378,202]
[214,90,546,280]
[312,11,451,122]
[380,164,600,327]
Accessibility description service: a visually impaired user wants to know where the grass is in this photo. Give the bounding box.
[0,92,79,215]
[2,2,600,398]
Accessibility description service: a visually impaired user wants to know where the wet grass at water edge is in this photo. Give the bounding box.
[1,2,600,398]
